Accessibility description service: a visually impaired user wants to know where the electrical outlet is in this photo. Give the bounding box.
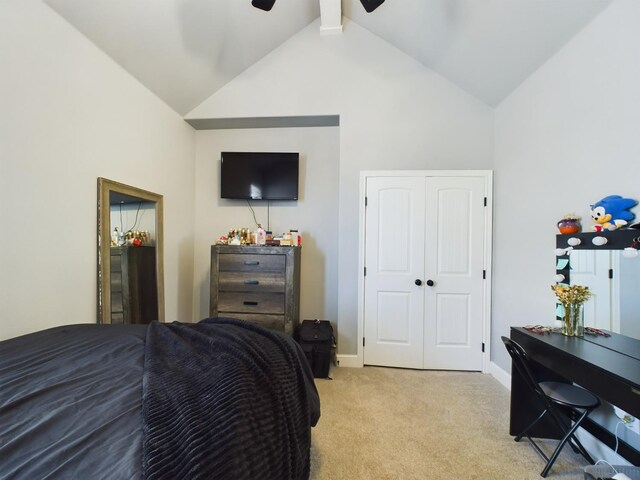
[623,416,640,435]
[614,406,640,435]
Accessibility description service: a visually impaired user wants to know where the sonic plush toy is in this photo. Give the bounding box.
[590,195,637,231]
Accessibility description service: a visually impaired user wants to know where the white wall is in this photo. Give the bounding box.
[187,18,494,355]
[192,127,339,323]
[0,0,196,340]
[493,0,640,371]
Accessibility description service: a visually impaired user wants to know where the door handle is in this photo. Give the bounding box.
[415,279,422,286]
[426,279,435,287]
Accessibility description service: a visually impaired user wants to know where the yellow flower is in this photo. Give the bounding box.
[551,284,592,306]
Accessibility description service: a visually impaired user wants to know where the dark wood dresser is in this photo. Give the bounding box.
[210,245,301,336]
[110,246,158,324]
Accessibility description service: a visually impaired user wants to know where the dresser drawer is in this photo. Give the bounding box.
[218,271,285,293]
[219,313,286,332]
[110,257,122,273]
[110,271,123,290]
[219,253,285,273]
[218,292,284,314]
[111,291,123,313]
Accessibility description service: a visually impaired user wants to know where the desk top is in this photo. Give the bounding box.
[511,327,640,417]
[583,330,640,362]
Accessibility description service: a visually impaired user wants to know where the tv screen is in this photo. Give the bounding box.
[220,152,299,200]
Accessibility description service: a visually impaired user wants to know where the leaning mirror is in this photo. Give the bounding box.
[556,230,640,341]
[97,178,164,324]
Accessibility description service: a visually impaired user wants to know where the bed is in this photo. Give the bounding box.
[0,317,320,480]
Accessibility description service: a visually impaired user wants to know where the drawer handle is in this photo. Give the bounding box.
[243,301,259,306]
[244,261,260,266]
[244,280,259,285]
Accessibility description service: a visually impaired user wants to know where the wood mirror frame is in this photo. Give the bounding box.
[97,178,164,324]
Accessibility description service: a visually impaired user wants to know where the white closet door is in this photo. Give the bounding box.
[363,174,487,371]
[422,176,485,371]
[363,176,425,369]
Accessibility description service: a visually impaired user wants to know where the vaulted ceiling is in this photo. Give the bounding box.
[44,0,611,115]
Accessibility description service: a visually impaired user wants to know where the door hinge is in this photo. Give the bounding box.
[609,268,613,279]
[363,337,365,347]
[364,267,367,276]
[365,196,368,207]
[484,197,487,207]
[483,270,486,279]
[482,342,485,353]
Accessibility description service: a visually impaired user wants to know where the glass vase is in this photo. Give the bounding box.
[562,303,584,337]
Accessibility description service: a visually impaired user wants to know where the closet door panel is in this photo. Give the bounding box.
[363,177,425,369]
[423,176,485,371]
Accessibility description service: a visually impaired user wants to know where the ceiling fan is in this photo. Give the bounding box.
[251,0,385,13]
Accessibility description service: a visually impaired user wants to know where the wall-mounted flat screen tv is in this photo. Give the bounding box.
[220,152,299,200]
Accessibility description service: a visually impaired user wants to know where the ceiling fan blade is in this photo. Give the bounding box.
[252,0,276,11]
[360,0,385,13]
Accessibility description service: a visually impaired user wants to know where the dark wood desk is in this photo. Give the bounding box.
[509,327,640,465]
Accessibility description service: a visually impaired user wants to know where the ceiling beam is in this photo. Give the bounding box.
[184,115,340,130]
[319,0,342,35]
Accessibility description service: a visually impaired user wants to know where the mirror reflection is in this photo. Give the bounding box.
[568,249,640,341]
[98,178,164,324]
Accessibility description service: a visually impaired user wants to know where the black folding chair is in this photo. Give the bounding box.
[501,336,601,477]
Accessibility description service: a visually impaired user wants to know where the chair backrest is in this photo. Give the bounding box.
[501,336,549,402]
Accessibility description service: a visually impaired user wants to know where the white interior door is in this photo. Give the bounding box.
[363,177,425,369]
[363,173,487,371]
[423,176,485,370]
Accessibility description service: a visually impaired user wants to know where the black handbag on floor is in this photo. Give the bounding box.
[299,320,334,378]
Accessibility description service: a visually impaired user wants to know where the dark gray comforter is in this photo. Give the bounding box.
[143,318,320,480]
[0,319,319,480]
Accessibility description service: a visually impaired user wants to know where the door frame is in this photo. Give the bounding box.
[355,170,493,372]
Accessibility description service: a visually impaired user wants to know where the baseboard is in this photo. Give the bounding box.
[337,356,510,376]
[489,361,511,391]
[336,354,362,368]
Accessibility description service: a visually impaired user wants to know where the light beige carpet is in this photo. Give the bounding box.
[309,366,589,479]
